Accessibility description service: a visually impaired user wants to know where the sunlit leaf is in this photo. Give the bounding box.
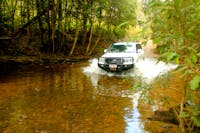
[189,76,200,90]
[197,52,200,57]
[174,0,180,9]
[117,21,129,28]
[166,52,178,62]
[186,31,195,37]
[180,111,189,118]
[192,116,200,126]
[185,58,194,66]
[174,56,179,64]
[174,65,187,73]
[182,69,194,77]
[187,47,197,53]
[191,54,198,64]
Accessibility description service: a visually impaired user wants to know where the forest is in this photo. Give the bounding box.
[0,0,200,132]
[0,0,137,58]
[143,0,200,132]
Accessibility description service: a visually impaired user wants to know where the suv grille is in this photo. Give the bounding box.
[105,58,123,64]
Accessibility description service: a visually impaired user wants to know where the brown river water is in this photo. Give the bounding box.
[0,55,189,133]
[0,58,188,133]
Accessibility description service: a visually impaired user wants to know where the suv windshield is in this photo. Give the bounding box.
[107,44,135,53]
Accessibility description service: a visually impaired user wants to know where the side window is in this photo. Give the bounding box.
[136,44,142,52]
[126,45,135,52]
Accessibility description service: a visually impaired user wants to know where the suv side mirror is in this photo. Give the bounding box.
[104,49,107,53]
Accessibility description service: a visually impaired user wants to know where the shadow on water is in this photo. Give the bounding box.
[0,58,178,133]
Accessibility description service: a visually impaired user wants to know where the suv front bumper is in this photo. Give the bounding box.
[98,63,134,72]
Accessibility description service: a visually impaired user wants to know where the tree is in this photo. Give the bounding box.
[0,0,138,56]
[142,0,200,132]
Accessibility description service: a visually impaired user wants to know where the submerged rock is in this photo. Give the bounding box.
[148,102,200,132]
[148,108,178,125]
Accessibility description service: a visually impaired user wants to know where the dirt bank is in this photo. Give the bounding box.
[143,40,158,58]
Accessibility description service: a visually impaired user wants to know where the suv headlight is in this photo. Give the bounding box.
[123,57,133,64]
[98,57,105,64]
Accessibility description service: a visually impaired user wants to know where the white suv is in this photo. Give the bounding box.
[98,42,144,71]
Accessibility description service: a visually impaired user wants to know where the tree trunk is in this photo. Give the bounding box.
[0,1,2,20]
[12,0,17,31]
[20,0,24,25]
[50,0,57,54]
[46,2,52,53]
[81,28,87,47]
[26,0,32,44]
[70,29,79,56]
[80,1,88,48]
[36,0,45,48]
[57,0,63,53]
[5,0,18,31]
[88,30,102,55]
[86,25,93,54]
[52,25,56,54]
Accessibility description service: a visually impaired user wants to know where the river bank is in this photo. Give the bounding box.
[0,54,90,76]
[0,55,89,64]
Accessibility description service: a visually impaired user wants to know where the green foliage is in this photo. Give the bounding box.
[180,111,190,118]
[191,116,200,126]
[0,0,138,55]
[166,52,179,62]
[143,0,200,131]
[143,0,200,85]
[189,76,200,90]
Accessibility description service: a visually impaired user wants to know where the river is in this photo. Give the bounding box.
[0,54,185,133]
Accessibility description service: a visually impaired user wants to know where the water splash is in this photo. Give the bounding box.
[83,58,177,83]
[135,58,177,83]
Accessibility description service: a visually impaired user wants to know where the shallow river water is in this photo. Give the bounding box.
[0,58,184,133]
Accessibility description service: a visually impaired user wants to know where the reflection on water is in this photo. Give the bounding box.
[0,63,136,133]
[125,92,148,133]
[0,58,178,133]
